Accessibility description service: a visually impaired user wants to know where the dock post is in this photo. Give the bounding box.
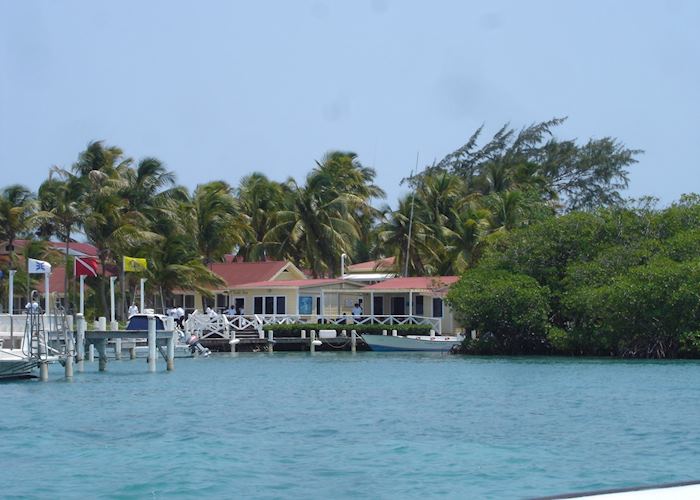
[64,331,74,379]
[98,340,108,371]
[39,361,49,381]
[351,330,357,353]
[166,331,175,371]
[382,329,387,336]
[147,315,156,373]
[129,344,137,359]
[88,343,95,362]
[267,330,274,353]
[310,330,316,353]
[301,330,306,339]
[392,329,398,337]
[111,320,121,360]
[76,314,85,373]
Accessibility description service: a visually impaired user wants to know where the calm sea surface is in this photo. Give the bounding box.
[2,353,700,499]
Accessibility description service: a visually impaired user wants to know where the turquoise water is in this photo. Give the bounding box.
[3,353,700,499]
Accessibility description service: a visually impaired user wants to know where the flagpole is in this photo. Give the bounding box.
[79,275,85,315]
[45,271,50,317]
[8,270,15,316]
[110,276,117,323]
[9,270,15,341]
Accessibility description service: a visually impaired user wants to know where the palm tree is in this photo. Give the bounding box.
[265,173,359,278]
[314,152,386,267]
[377,195,441,276]
[192,181,250,265]
[237,173,286,261]
[145,199,224,312]
[0,185,35,265]
[36,168,85,308]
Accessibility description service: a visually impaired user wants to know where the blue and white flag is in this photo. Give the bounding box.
[28,258,52,274]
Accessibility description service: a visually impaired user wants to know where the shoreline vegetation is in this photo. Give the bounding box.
[2,118,697,358]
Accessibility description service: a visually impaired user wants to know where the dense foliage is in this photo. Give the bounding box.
[448,196,700,358]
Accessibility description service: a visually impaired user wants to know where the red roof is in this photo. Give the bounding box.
[210,261,289,287]
[364,276,459,291]
[347,256,396,272]
[237,278,345,289]
[36,266,66,294]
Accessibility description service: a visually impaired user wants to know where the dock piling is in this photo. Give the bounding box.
[147,315,156,373]
[166,331,175,371]
[39,361,49,381]
[98,340,108,371]
[64,331,74,379]
[392,329,398,337]
[351,330,357,353]
[111,320,121,360]
[88,343,95,362]
[267,330,274,353]
[76,315,85,373]
[310,330,316,353]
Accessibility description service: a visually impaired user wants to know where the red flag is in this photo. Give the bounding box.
[74,256,99,277]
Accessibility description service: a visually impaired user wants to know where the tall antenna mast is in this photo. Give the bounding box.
[404,152,419,277]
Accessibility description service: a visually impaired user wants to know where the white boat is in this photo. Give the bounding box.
[0,345,36,379]
[362,334,463,352]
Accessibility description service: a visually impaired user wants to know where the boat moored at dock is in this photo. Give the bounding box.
[361,333,463,352]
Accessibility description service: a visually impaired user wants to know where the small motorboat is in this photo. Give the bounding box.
[361,333,463,352]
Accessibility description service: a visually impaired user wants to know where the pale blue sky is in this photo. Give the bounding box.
[1,0,698,206]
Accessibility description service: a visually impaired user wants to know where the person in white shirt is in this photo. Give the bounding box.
[128,303,139,317]
[351,303,363,319]
[225,305,237,317]
[175,306,185,328]
[25,301,40,313]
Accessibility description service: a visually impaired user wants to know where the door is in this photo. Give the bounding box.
[391,296,405,315]
[373,296,384,315]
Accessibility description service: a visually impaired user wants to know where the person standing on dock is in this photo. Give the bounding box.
[175,306,185,329]
[128,303,139,317]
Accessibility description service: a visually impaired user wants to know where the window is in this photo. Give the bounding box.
[432,298,443,318]
[255,296,286,315]
[299,296,312,314]
[415,295,424,315]
[216,294,228,310]
[184,295,194,310]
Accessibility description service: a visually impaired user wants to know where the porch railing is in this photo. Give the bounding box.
[183,312,443,339]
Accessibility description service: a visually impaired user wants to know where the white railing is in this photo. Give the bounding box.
[182,312,443,338]
[255,314,442,335]
[185,310,231,340]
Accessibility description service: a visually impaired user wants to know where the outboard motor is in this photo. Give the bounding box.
[186,333,210,357]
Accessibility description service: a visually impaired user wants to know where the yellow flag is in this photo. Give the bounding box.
[123,256,147,272]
